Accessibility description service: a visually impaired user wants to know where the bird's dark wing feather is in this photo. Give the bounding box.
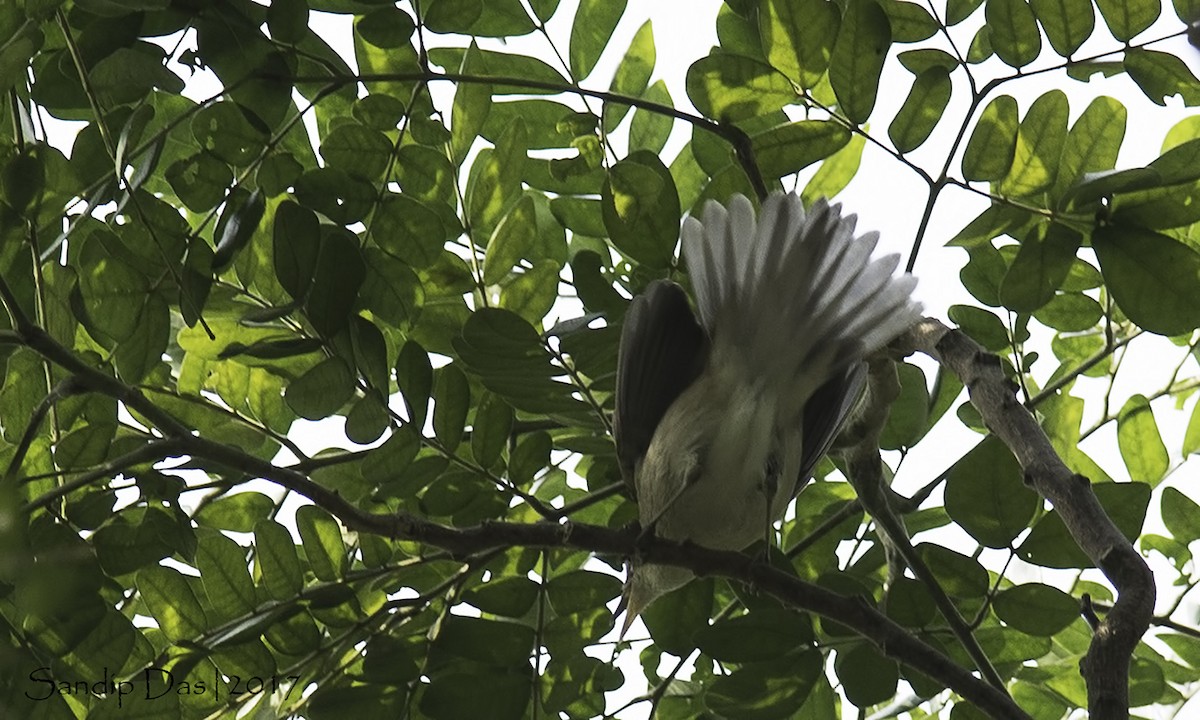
[796,362,867,484]
[613,280,708,491]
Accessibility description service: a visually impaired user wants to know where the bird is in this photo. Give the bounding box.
[612,192,921,638]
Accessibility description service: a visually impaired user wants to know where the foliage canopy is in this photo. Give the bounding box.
[2,0,1200,718]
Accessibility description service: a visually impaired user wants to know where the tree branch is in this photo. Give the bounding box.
[897,318,1155,720]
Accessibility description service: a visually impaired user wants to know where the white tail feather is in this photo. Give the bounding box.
[682,192,921,421]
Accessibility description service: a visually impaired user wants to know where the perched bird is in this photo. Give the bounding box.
[613,192,921,637]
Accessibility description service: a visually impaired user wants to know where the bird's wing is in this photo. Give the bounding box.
[613,280,708,491]
[797,361,867,484]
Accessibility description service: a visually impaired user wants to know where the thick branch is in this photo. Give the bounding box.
[899,318,1155,720]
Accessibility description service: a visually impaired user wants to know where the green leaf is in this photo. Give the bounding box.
[994,584,1079,636]
[603,20,655,131]
[296,505,347,582]
[987,0,1042,67]
[958,243,1008,306]
[255,519,304,601]
[947,203,1034,247]
[467,120,528,238]
[945,436,1038,547]
[285,357,355,420]
[1000,224,1080,312]
[999,90,1069,197]
[828,0,891,124]
[471,391,513,467]
[752,120,851,179]
[1032,292,1102,331]
[706,650,823,720]
[1095,0,1159,41]
[192,102,267,167]
[196,492,275,533]
[1124,48,1200,106]
[697,609,812,662]
[355,7,414,48]
[835,643,900,707]
[545,570,623,615]
[1030,0,1095,57]
[888,67,951,153]
[464,576,540,617]
[137,566,208,641]
[880,0,938,42]
[569,0,626,79]
[879,362,930,449]
[1092,224,1200,335]
[319,122,392,180]
[273,200,320,300]
[947,0,986,24]
[484,195,538,285]
[629,80,674,154]
[1018,482,1151,568]
[196,529,257,619]
[1185,397,1200,456]
[898,48,960,74]
[306,228,366,336]
[801,132,865,203]
[686,53,794,122]
[166,152,232,212]
[920,544,990,597]
[760,0,840,88]
[213,189,265,272]
[1161,486,1200,540]
[428,47,567,94]
[450,43,492,163]
[602,151,680,268]
[1117,395,1168,486]
[1054,96,1126,195]
[433,363,471,451]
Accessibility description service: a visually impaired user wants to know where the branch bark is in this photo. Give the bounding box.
[898,318,1155,720]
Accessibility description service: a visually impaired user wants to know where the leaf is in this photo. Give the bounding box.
[1095,0,1159,41]
[945,436,1039,548]
[213,189,265,272]
[196,492,276,533]
[751,120,851,179]
[828,0,891,124]
[601,151,680,269]
[1054,96,1126,196]
[355,7,414,48]
[306,228,366,336]
[428,47,567,94]
[285,357,355,420]
[629,80,674,154]
[319,122,392,180]
[450,43,492,163]
[1032,292,1102,331]
[835,643,900,707]
[994,584,1079,636]
[196,529,257,619]
[686,53,795,122]
[706,650,823,720]
[467,120,527,238]
[760,0,840,88]
[569,0,626,79]
[986,0,1042,68]
[1018,482,1151,568]
[1161,486,1200,540]
[1117,395,1169,486]
[999,90,1069,197]
[888,67,952,153]
[1092,224,1200,335]
[947,0,986,24]
[273,200,320,300]
[255,520,304,601]
[1030,0,1095,57]
[880,0,938,43]
[1124,48,1200,106]
[296,505,347,582]
[603,20,654,132]
[433,363,471,451]
[801,133,865,204]
[471,391,513,467]
[999,224,1080,312]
